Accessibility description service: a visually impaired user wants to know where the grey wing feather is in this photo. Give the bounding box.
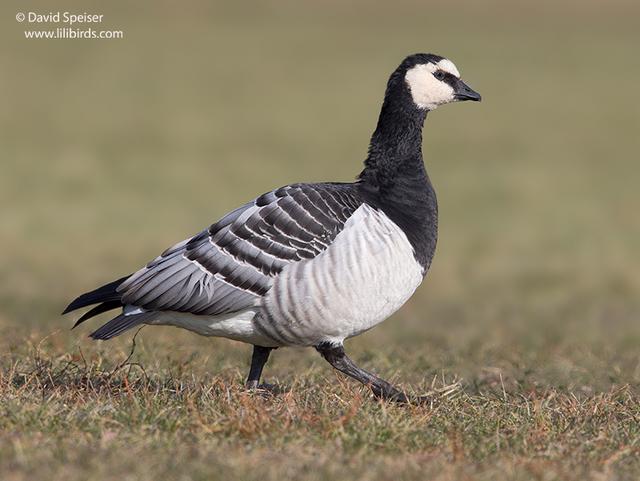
[89,312,155,340]
[117,184,362,316]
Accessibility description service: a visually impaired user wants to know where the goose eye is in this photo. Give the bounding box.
[434,70,446,81]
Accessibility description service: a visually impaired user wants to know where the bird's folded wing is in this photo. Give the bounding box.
[117,183,361,315]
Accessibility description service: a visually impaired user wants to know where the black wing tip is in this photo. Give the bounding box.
[62,298,83,315]
[62,275,131,316]
[88,325,116,341]
[87,313,148,341]
[71,300,123,329]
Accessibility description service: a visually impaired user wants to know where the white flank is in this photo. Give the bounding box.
[260,204,424,346]
[148,307,280,347]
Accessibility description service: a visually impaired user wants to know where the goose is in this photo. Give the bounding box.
[64,53,480,403]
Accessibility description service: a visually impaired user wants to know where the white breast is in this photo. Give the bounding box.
[258,204,424,346]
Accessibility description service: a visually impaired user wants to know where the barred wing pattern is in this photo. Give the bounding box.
[117,183,362,316]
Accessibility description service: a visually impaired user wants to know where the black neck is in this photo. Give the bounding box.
[356,87,438,273]
[359,96,428,189]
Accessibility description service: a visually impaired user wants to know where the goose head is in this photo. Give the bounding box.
[393,53,481,111]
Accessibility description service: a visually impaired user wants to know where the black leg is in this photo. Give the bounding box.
[246,345,273,389]
[316,343,411,403]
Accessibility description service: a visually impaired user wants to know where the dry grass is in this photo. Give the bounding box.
[1,335,639,481]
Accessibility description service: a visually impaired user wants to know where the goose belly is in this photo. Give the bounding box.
[258,204,424,346]
[148,308,280,347]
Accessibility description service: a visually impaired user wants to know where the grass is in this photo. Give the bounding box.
[1,0,640,479]
[2,336,640,480]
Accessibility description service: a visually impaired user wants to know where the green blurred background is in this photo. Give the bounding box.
[1,0,640,388]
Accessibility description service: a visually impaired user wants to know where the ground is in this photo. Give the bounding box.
[1,0,640,480]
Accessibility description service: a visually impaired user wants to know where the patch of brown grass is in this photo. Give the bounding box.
[1,339,639,481]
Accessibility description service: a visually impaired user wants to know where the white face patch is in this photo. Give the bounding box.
[405,58,461,110]
[434,58,460,77]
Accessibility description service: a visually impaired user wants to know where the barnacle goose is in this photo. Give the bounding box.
[64,53,480,403]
